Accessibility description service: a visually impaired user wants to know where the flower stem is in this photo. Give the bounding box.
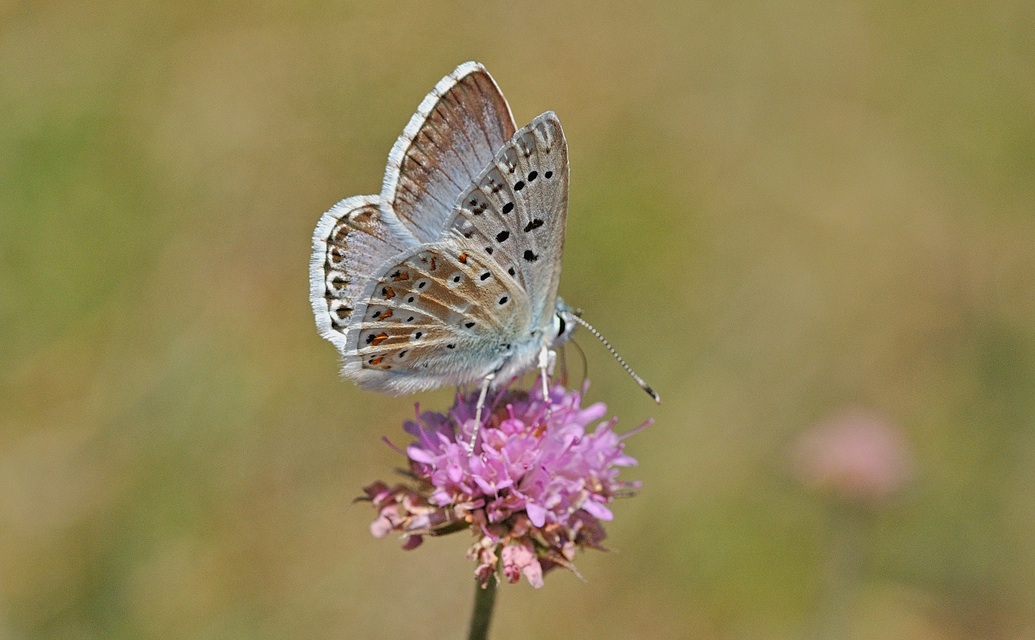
[813,505,867,639]
[467,579,497,640]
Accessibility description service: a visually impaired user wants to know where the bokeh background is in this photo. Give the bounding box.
[3,2,1034,638]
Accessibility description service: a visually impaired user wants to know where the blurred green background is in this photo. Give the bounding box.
[3,1,1034,638]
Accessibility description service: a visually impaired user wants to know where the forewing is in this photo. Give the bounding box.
[380,62,517,244]
[445,112,568,325]
[339,242,533,394]
[310,195,411,352]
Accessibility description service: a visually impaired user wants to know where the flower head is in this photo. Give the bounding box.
[790,408,913,507]
[363,380,645,588]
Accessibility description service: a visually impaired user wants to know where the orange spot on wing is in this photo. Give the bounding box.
[381,286,396,299]
[380,309,393,319]
[370,332,389,346]
[392,271,410,282]
[369,355,384,366]
[458,252,468,264]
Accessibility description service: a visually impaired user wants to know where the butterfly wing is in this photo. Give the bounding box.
[336,242,534,394]
[380,62,517,244]
[310,195,412,353]
[444,112,568,327]
[312,67,569,395]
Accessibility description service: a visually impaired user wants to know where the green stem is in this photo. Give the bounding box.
[467,579,498,640]
[813,505,867,640]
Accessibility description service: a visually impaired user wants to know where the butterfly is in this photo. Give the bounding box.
[310,62,658,412]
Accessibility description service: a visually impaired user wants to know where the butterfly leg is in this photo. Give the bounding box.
[538,345,554,401]
[538,346,557,422]
[466,371,496,456]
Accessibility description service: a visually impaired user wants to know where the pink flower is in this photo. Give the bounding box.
[791,409,913,506]
[362,380,647,588]
[501,539,543,588]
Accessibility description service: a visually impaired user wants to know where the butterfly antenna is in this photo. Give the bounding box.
[567,313,661,403]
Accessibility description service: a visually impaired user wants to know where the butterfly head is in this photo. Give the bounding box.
[550,297,578,349]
